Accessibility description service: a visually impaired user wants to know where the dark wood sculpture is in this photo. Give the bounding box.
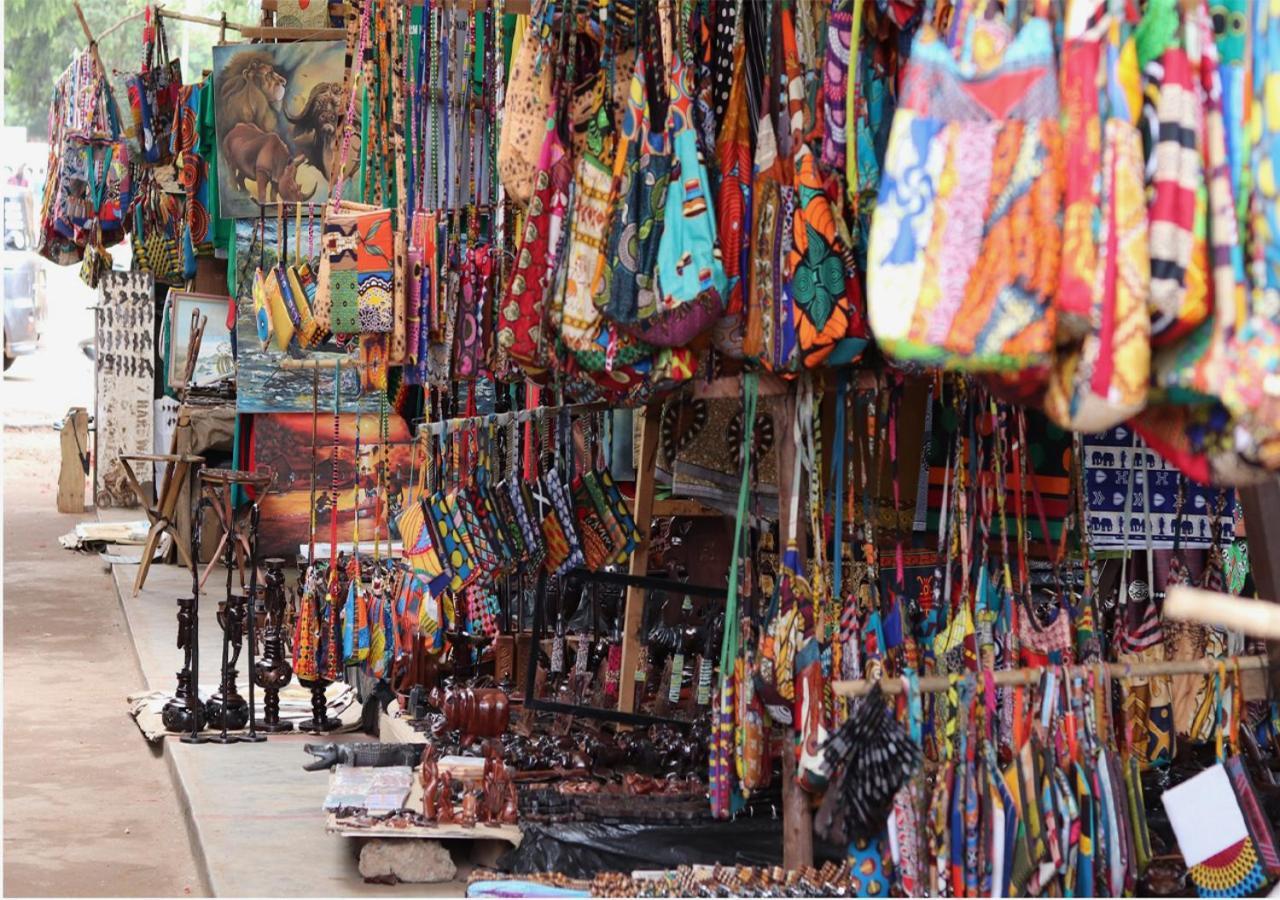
[459,789,479,828]
[435,772,457,825]
[253,558,293,732]
[420,744,441,822]
[429,685,511,745]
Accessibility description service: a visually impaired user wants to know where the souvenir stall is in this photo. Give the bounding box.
[39,0,1280,894]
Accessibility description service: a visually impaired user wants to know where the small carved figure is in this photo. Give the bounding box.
[435,772,456,825]
[420,744,440,822]
[460,789,479,828]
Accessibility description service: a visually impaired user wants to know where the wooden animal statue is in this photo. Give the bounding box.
[429,685,511,745]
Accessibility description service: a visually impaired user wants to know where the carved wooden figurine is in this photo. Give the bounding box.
[420,744,440,822]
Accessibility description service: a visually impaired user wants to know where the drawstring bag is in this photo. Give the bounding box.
[867,5,1062,374]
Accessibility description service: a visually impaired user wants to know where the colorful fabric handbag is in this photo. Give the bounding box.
[497,15,553,207]
[1046,5,1152,432]
[1142,35,1211,346]
[595,9,672,340]
[321,205,394,335]
[396,498,450,595]
[497,116,572,378]
[131,10,182,166]
[425,489,476,593]
[646,49,728,348]
[782,6,868,369]
[867,12,1062,374]
[712,38,752,359]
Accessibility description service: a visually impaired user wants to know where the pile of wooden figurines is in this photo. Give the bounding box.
[419,743,518,828]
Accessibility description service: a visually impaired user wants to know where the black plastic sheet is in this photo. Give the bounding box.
[498,817,845,878]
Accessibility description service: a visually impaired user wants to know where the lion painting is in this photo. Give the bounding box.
[212,41,344,216]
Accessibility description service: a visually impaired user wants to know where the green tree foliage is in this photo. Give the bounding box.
[5,0,252,139]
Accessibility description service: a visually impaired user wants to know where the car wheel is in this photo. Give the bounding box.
[4,351,13,371]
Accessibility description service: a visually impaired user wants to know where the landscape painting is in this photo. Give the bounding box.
[251,412,415,558]
[212,41,345,217]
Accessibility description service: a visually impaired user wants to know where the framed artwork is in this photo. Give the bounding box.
[168,291,234,389]
[211,41,345,217]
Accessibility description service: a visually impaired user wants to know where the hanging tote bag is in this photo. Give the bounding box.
[867,9,1063,373]
[782,5,868,369]
[497,14,553,207]
[1045,5,1152,431]
[645,44,729,348]
[594,4,674,343]
[497,107,573,378]
[1142,26,1212,346]
[712,37,752,359]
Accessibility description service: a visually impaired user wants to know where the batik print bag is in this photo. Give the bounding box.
[1045,5,1152,432]
[497,15,553,207]
[647,47,728,348]
[497,111,572,378]
[867,9,1062,374]
[782,5,868,369]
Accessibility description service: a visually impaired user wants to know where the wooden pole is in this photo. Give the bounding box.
[1240,478,1280,698]
[832,654,1270,698]
[775,384,813,870]
[617,402,661,714]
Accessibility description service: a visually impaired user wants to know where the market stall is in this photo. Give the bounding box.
[39,0,1280,893]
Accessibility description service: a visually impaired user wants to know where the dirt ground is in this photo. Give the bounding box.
[3,425,205,895]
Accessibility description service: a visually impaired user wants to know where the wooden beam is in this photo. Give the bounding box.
[1240,477,1280,699]
[617,402,661,714]
[240,25,347,40]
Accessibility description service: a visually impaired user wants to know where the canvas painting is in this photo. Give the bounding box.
[250,412,415,558]
[168,291,234,389]
[233,219,379,413]
[212,41,345,217]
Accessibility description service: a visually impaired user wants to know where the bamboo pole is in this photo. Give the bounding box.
[1165,585,1280,638]
[831,654,1269,698]
[155,6,251,33]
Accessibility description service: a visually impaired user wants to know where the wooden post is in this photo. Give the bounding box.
[775,384,814,869]
[58,408,90,514]
[1239,478,1280,698]
[617,402,661,714]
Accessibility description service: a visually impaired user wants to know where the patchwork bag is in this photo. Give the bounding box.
[321,205,394,335]
[867,12,1062,373]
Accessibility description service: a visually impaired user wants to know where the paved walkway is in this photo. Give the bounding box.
[3,428,204,896]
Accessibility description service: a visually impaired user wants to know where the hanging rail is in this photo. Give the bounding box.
[414,399,612,438]
[831,654,1270,698]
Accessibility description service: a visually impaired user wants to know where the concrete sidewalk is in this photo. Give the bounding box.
[107,556,469,897]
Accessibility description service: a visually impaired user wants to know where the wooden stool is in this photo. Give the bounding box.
[197,467,276,591]
[120,453,206,597]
